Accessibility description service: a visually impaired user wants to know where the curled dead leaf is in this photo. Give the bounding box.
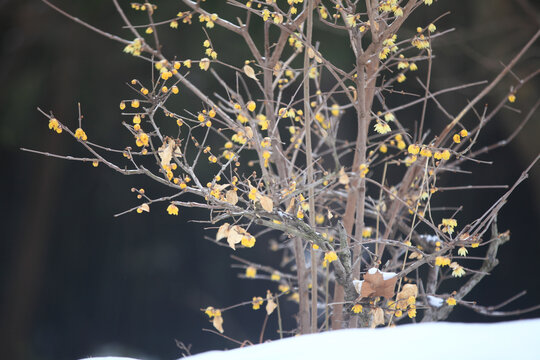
[158,137,181,168]
[285,197,296,214]
[397,284,418,308]
[227,225,246,250]
[212,315,224,333]
[266,290,277,315]
[243,64,257,80]
[216,223,230,241]
[371,307,385,327]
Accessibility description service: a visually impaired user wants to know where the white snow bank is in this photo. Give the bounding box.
[80,318,540,360]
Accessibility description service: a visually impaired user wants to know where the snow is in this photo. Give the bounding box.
[352,279,363,294]
[79,318,540,360]
[427,295,444,308]
[420,234,440,243]
[366,267,397,280]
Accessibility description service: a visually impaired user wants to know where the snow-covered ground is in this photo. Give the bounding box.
[81,318,540,360]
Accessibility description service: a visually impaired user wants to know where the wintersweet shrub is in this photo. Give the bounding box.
[28,0,540,341]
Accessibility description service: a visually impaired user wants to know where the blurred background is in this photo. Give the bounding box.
[1,1,539,360]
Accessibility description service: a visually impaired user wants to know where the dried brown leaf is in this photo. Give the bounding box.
[285,197,296,214]
[338,167,349,185]
[227,225,244,250]
[259,195,273,212]
[266,291,277,315]
[243,64,257,80]
[158,137,175,168]
[216,223,230,241]
[212,315,224,333]
[225,190,238,205]
[245,126,253,139]
[372,307,385,327]
[360,269,397,299]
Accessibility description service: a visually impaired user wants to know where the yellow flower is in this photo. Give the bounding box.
[252,296,264,310]
[453,134,461,144]
[247,101,256,112]
[170,20,178,28]
[441,218,457,234]
[362,227,372,238]
[458,247,468,256]
[74,128,87,141]
[452,266,466,277]
[167,204,179,215]
[199,58,210,71]
[246,266,257,278]
[171,86,179,94]
[352,304,363,314]
[424,0,433,5]
[315,213,325,225]
[135,132,149,147]
[428,23,436,32]
[508,94,516,103]
[48,118,62,133]
[460,129,468,137]
[271,272,281,281]
[435,256,451,267]
[241,236,256,248]
[204,306,217,317]
[131,99,140,108]
[407,308,417,318]
[408,144,420,155]
[446,297,456,306]
[441,150,451,160]
[374,120,391,134]
[123,38,143,56]
[278,284,290,293]
[323,251,338,267]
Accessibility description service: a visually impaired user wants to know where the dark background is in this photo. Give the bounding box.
[1,1,539,360]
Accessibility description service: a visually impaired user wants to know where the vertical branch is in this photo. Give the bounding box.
[303,0,317,334]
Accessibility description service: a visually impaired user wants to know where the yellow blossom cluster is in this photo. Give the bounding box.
[74,128,88,141]
[440,218,457,234]
[322,251,338,267]
[435,256,451,267]
[123,38,143,56]
[378,0,403,17]
[379,35,398,60]
[199,13,218,28]
[411,35,430,49]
